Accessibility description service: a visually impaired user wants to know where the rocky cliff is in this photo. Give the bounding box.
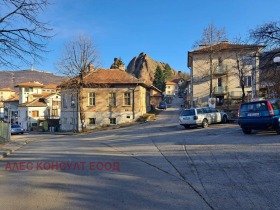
[0,69,64,90]
[126,52,176,85]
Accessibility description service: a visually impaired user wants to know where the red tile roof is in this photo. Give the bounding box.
[3,95,19,102]
[18,99,47,107]
[84,69,141,84]
[60,68,146,88]
[166,81,177,85]
[43,84,59,89]
[190,42,265,54]
[0,88,15,92]
[15,81,44,88]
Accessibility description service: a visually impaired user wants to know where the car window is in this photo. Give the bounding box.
[197,109,203,114]
[202,108,210,113]
[11,125,20,128]
[181,109,195,116]
[209,108,218,113]
[240,102,267,112]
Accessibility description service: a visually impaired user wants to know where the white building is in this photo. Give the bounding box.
[18,93,61,131]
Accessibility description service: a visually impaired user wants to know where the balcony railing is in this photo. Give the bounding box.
[229,91,243,98]
[213,86,228,95]
[213,65,228,75]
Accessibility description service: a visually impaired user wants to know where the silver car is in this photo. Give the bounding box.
[179,107,228,129]
[11,124,24,134]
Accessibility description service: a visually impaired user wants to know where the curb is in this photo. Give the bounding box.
[0,141,29,160]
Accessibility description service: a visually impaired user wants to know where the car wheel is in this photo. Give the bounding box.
[183,125,190,129]
[202,119,208,128]
[242,128,252,134]
[222,115,227,124]
[276,128,280,135]
[21,132,24,134]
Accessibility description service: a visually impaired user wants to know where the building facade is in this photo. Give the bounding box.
[165,81,178,96]
[0,88,16,119]
[188,41,264,108]
[60,68,160,131]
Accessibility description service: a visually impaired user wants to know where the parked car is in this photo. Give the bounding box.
[158,101,167,110]
[237,99,280,134]
[11,124,24,134]
[179,107,228,129]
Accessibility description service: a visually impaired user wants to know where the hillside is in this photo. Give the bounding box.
[126,52,176,85]
[0,70,64,90]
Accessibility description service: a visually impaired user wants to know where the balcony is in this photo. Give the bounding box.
[229,91,243,99]
[52,105,61,109]
[213,65,228,76]
[213,86,227,95]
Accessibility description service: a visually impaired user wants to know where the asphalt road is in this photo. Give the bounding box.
[1,97,280,210]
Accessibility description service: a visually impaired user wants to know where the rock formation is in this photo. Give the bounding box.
[126,52,176,85]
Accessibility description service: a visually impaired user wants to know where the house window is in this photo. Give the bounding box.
[167,86,170,89]
[244,76,252,87]
[51,109,58,117]
[29,87,33,92]
[89,118,96,125]
[109,93,116,106]
[24,87,29,92]
[109,118,116,125]
[88,92,96,106]
[218,78,223,87]
[124,92,131,105]
[32,111,39,117]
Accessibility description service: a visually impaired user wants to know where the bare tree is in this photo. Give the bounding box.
[0,0,52,68]
[250,21,280,50]
[57,34,100,132]
[194,22,227,97]
[250,21,280,98]
[232,53,254,103]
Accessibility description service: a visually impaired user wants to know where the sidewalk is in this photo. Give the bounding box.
[0,138,29,160]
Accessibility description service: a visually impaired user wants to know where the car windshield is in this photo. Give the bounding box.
[11,125,21,128]
[181,109,195,116]
[240,102,267,112]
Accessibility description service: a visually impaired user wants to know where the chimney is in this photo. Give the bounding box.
[220,40,229,44]
[88,63,94,72]
[199,44,208,49]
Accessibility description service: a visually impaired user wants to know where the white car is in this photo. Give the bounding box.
[179,107,228,129]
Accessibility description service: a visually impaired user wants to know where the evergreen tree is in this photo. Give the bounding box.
[153,66,166,92]
[164,63,173,80]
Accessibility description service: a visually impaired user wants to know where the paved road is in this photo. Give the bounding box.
[1,97,280,209]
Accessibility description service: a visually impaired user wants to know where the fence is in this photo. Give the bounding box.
[0,121,9,142]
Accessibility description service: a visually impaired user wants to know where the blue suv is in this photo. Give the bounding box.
[238,99,280,134]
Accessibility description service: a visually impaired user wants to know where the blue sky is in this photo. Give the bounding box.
[4,0,280,74]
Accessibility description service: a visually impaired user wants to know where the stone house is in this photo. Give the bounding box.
[188,41,265,108]
[60,68,161,132]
